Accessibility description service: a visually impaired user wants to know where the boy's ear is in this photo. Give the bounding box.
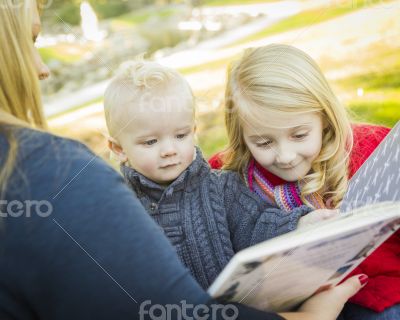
[193,124,198,143]
[107,138,128,163]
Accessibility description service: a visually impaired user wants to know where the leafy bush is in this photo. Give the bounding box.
[46,0,135,26]
[56,3,81,25]
[90,1,131,20]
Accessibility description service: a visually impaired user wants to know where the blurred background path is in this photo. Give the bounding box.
[40,0,399,160]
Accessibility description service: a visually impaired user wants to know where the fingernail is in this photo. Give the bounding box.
[358,274,368,286]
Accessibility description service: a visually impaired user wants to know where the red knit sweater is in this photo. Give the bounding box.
[209,123,399,312]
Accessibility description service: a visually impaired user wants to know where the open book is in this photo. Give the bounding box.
[208,121,400,312]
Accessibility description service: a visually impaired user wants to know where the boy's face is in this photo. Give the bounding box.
[116,85,196,185]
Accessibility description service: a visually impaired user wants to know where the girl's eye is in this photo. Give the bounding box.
[33,34,39,45]
[144,139,157,146]
[176,133,187,139]
[293,133,308,140]
[256,141,272,148]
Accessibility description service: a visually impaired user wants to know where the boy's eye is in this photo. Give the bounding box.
[144,139,157,146]
[176,133,187,139]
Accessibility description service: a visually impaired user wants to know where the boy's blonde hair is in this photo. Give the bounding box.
[0,0,46,196]
[223,44,353,208]
[104,59,194,141]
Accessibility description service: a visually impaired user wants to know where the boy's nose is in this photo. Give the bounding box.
[160,143,177,158]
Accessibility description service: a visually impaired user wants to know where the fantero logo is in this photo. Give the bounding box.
[0,200,53,218]
[139,300,239,320]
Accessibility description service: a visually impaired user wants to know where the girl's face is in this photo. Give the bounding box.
[242,112,324,181]
[32,1,50,80]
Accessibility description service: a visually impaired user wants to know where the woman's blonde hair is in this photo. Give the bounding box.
[223,44,353,208]
[0,0,46,195]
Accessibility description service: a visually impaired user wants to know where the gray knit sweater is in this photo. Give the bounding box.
[121,148,311,289]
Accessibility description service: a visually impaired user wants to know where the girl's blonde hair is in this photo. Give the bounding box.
[0,0,46,195]
[223,44,353,208]
[104,59,194,141]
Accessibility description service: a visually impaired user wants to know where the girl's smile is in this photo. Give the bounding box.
[242,112,324,181]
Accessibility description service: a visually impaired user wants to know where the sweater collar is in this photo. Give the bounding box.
[121,146,209,196]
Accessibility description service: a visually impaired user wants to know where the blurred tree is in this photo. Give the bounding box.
[44,0,159,26]
[189,0,203,7]
[89,1,130,20]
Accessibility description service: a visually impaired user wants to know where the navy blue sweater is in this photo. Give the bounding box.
[0,127,284,320]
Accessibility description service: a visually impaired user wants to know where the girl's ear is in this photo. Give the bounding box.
[322,117,330,130]
[107,138,128,163]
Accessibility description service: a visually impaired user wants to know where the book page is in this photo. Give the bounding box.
[209,204,400,311]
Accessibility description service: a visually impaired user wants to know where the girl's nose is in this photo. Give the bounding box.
[275,146,297,165]
[38,63,50,80]
[33,48,50,80]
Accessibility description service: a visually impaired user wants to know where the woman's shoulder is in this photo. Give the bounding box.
[3,126,118,199]
[12,126,94,162]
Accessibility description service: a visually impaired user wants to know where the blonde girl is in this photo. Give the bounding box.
[209,43,398,319]
[222,44,352,210]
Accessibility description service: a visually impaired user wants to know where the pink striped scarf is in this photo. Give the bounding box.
[243,159,326,212]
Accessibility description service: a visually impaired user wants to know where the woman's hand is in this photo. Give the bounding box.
[298,209,339,228]
[278,274,365,320]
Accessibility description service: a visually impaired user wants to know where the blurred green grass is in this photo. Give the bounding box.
[197,104,228,158]
[338,69,400,91]
[192,86,227,157]
[112,7,178,27]
[39,45,89,64]
[231,0,383,46]
[179,55,239,75]
[204,0,277,5]
[348,100,400,128]
[334,48,400,128]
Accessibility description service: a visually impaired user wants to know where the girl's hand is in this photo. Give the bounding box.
[298,209,339,228]
[279,274,365,320]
